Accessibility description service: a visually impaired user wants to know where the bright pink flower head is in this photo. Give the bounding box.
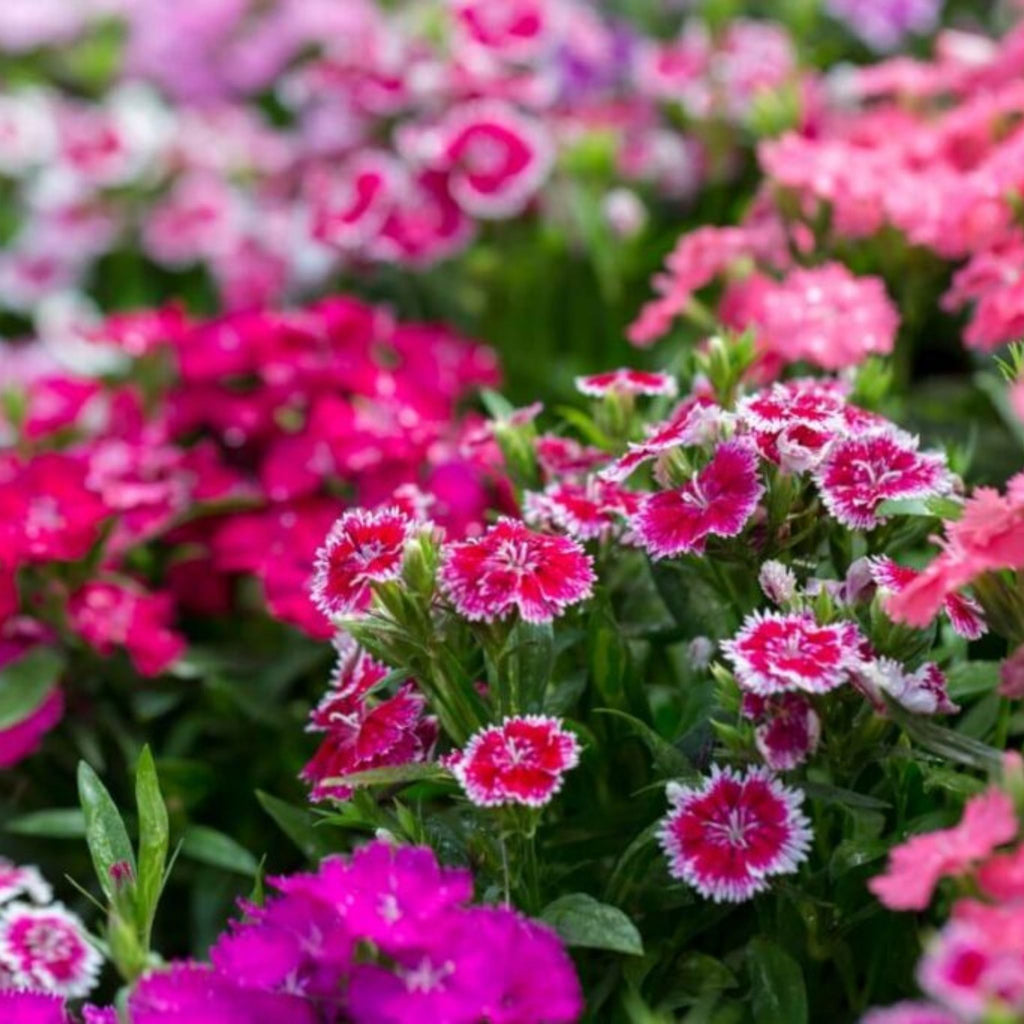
[633,440,763,558]
[453,0,554,65]
[450,715,580,808]
[0,689,64,770]
[870,556,986,639]
[869,788,1018,911]
[815,431,952,530]
[575,368,678,399]
[861,1004,959,1024]
[723,611,865,696]
[523,478,641,543]
[0,902,102,998]
[68,582,185,677]
[439,517,595,623]
[659,766,812,903]
[311,507,416,619]
[978,844,1024,902]
[308,152,401,251]
[741,693,821,771]
[0,991,67,1024]
[428,101,553,219]
[602,395,724,483]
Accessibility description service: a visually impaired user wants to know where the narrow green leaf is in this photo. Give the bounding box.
[0,647,64,731]
[889,703,1003,770]
[321,763,450,791]
[180,826,258,876]
[6,808,85,838]
[747,938,808,1024]
[946,662,1001,701]
[77,761,135,903]
[541,893,644,956]
[134,746,168,939]
[798,780,890,811]
[593,708,697,779]
[256,791,336,862]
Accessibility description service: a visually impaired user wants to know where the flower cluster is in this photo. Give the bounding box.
[0,1,804,328]
[864,764,1024,1023]
[126,840,581,1024]
[0,293,499,765]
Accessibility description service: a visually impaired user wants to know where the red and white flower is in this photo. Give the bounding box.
[311,507,416,619]
[440,517,595,623]
[0,902,102,998]
[575,368,678,399]
[633,440,763,558]
[449,715,580,808]
[870,557,986,640]
[523,478,641,543]
[0,861,51,907]
[722,611,865,696]
[421,101,553,219]
[742,694,822,771]
[856,658,959,716]
[815,432,952,531]
[737,378,849,434]
[658,766,812,903]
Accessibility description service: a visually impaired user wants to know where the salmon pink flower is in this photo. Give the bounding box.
[450,715,580,808]
[870,557,986,639]
[633,440,763,558]
[659,766,812,903]
[440,518,594,623]
[0,902,102,998]
[722,611,865,696]
[815,431,952,530]
[575,368,678,399]
[311,507,416,619]
[869,789,1018,910]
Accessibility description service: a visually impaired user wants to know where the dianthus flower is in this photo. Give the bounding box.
[439,518,595,623]
[68,581,185,677]
[633,440,763,558]
[723,611,865,696]
[0,861,51,907]
[815,431,952,530]
[0,902,101,998]
[861,1004,959,1024]
[737,377,849,435]
[449,715,580,808]
[310,507,416,619]
[855,658,958,716]
[869,789,1018,910]
[741,693,821,771]
[575,368,678,398]
[659,766,812,903]
[523,477,641,543]
[870,556,986,639]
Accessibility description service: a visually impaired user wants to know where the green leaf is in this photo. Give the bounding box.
[593,708,697,779]
[946,662,1001,701]
[77,760,135,903]
[180,826,258,876]
[889,703,1003,770]
[746,938,808,1024]
[798,781,890,811]
[320,763,449,790]
[875,496,963,520]
[541,893,644,956]
[256,791,337,862]
[0,647,64,731]
[134,746,168,939]
[5,809,85,838]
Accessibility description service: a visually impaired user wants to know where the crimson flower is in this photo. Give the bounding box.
[633,440,763,558]
[658,766,812,902]
[450,715,580,808]
[723,611,865,696]
[741,693,821,771]
[439,518,594,623]
[815,431,952,530]
[575,368,678,398]
[311,507,415,619]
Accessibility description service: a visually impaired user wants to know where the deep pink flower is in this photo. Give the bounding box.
[741,693,821,770]
[524,478,641,543]
[659,766,812,903]
[575,368,678,399]
[68,582,185,677]
[0,991,67,1024]
[535,435,607,479]
[0,902,102,998]
[815,431,952,530]
[450,715,580,808]
[440,518,594,623]
[861,1004,960,1024]
[723,611,865,696]
[310,507,415,619]
[633,440,763,558]
[602,395,724,483]
[452,0,553,64]
[869,789,1018,910]
[427,101,553,219]
[870,556,986,639]
[0,634,64,768]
